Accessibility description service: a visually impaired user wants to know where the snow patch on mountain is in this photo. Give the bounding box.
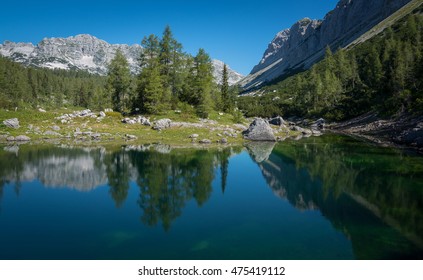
[0,34,244,85]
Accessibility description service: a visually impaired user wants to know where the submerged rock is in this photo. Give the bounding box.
[243,118,276,141]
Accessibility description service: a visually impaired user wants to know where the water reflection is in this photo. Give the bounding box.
[0,137,422,259]
[255,135,423,259]
[0,144,239,230]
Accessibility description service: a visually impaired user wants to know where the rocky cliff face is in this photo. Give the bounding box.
[0,34,142,75]
[0,34,243,85]
[212,59,244,85]
[240,0,412,90]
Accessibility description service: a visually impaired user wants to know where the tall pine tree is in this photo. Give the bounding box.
[193,48,213,118]
[137,35,164,114]
[220,64,232,113]
[107,49,132,113]
[159,26,184,108]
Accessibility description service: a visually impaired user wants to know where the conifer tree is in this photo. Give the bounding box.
[220,64,232,112]
[159,26,184,108]
[137,35,164,114]
[107,49,132,113]
[193,48,213,118]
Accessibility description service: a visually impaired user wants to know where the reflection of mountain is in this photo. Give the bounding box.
[255,136,423,259]
[1,146,108,191]
[0,144,239,230]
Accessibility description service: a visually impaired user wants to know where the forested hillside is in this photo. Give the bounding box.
[0,56,107,110]
[238,11,423,120]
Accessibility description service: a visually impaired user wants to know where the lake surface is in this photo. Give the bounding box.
[0,134,422,260]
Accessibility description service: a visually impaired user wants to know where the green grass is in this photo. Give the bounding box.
[0,108,302,145]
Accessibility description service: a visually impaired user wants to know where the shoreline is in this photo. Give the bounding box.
[330,112,423,154]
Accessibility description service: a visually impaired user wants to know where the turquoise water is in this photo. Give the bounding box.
[0,135,422,259]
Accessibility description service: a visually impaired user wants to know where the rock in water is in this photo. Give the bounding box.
[153,119,172,130]
[242,118,276,141]
[3,118,20,129]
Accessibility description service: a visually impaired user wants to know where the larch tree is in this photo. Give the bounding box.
[193,48,213,118]
[107,49,132,113]
[137,34,164,114]
[220,63,232,113]
[159,25,184,108]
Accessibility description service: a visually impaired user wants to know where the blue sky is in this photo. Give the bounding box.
[0,0,339,74]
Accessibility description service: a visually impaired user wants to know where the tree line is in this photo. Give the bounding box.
[108,26,237,118]
[0,57,108,110]
[238,12,423,120]
[0,26,238,118]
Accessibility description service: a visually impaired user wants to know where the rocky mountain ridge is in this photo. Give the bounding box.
[0,34,244,85]
[240,0,413,90]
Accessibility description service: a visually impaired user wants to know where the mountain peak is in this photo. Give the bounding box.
[212,59,244,85]
[240,0,412,91]
[0,35,243,84]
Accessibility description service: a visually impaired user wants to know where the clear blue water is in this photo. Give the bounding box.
[0,135,422,259]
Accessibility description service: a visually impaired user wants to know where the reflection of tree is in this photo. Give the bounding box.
[105,151,130,208]
[254,135,423,259]
[0,144,237,231]
[131,151,186,231]
[129,148,231,231]
[218,149,230,194]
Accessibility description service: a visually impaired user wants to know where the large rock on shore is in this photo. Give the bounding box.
[311,118,325,130]
[153,119,172,131]
[3,118,20,129]
[269,116,285,126]
[242,118,276,141]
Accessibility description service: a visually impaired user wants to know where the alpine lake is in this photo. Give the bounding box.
[0,133,422,260]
